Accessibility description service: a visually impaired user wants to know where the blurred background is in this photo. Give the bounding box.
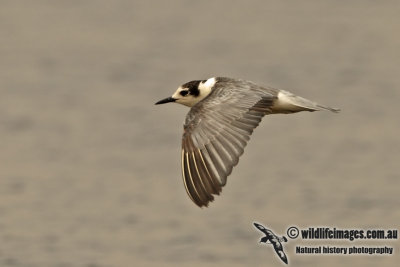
[0,1,399,266]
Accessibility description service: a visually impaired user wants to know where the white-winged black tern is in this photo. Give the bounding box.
[156,77,339,207]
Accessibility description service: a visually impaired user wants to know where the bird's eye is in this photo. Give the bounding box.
[180,90,188,96]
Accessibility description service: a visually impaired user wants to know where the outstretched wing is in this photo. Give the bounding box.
[253,223,268,234]
[273,243,288,264]
[253,222,273,236]
[181,78,278,207]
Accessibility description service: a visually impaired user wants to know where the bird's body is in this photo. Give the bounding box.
[156,77,339,207]
[253,222,289,264]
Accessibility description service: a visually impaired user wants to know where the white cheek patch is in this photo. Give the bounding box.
[198,77,216,98]
[171,87,196,107]
[171,78,217,107]
[177,96,197,107]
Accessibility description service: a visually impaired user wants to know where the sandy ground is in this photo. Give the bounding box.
[0,1,399,266]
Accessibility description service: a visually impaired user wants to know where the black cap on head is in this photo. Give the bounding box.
[181,80,206,97]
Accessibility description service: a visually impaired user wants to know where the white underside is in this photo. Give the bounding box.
[272,91,302,112]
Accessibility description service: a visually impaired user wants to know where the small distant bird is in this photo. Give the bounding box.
[156,77,339,207]
[253,222,289,264]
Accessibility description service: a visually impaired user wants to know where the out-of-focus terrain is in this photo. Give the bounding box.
[0,1,399,266]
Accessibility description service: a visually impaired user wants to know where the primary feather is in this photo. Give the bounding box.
[156,77,339,207]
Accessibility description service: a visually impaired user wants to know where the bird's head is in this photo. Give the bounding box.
[260,236,269,243]
[155,77,216,107]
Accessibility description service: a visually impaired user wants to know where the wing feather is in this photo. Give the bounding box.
[181,149,202,206]
[181,77,278,206]
[187,149,212,202]
[204,142,227,180]
[193,148,220,194]
[214,134,240,165]
[198,149,222,193]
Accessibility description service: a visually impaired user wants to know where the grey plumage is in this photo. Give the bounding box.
[156,77,339,207]
[182,78,277,206]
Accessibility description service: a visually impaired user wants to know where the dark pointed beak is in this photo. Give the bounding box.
[155,96,176,105]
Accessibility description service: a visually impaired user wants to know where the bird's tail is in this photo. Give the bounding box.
[272,90,340,113]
